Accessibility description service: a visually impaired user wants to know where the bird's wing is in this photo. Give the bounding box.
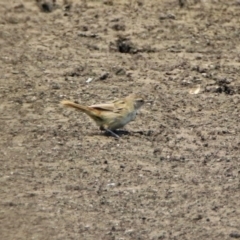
[90,103,116,111]
[90,101,125,113]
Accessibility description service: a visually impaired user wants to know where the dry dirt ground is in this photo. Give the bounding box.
[1,0,240,239]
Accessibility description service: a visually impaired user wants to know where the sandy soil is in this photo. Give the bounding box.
[0,0,240,239]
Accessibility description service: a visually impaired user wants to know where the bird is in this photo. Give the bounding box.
[61,93,145,138]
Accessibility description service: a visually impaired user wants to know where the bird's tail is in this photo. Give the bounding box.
[61,100,98,118]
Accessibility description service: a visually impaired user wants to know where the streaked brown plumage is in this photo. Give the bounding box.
[61,93,145,138]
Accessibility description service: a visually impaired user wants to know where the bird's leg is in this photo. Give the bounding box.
[100,125,119,138]
[105,129,120,139]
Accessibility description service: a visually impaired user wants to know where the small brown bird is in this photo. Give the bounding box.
[61,93,145,138]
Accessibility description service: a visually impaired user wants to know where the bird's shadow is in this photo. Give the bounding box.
[103,129,154,138]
